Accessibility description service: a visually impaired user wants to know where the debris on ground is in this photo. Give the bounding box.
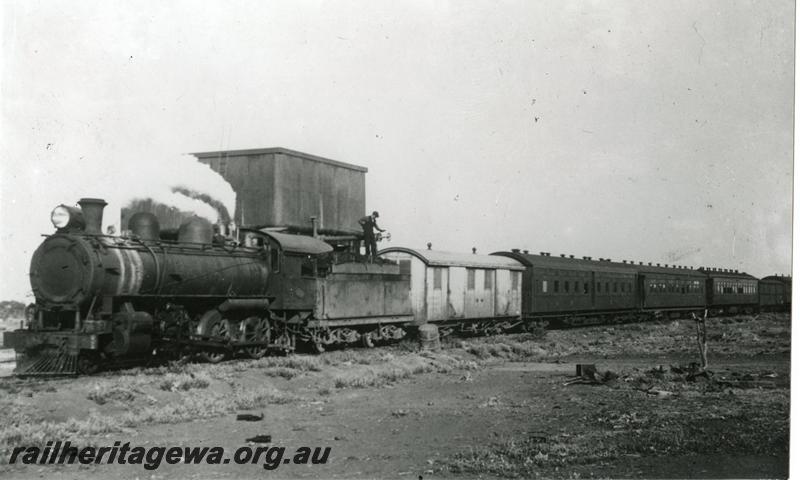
[622,363,783,396]
[645,388,675,397]
[564,365,618,386]
[245,435,272,443]
[665,363,713,381]
[236,412,264,421]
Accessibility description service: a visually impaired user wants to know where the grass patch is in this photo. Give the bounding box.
[331,352,466,389]
[260,355,323,371]
[87,384,140,405]
[158,372,211,392]
[264,367,301,379]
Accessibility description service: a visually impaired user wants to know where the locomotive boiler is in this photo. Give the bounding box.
[8,198,276,373]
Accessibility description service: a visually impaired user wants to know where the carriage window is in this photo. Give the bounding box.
[542,279,548,293]
[434,268,444,290]
[574,281,579,293]
[605,282,610,293]
[613,282,618,293]
[484,270,493,290]
[511,271,520,290]
[399,260,411,275]
[584,282,589,294]
[737,286,744,294]
[565,281,570,293]
[554,280,560,293]
[467,269,475,290]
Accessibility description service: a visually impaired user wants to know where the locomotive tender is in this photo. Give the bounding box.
[4,148,791,375]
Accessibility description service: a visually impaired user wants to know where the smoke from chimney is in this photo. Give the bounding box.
[115,154,237,224]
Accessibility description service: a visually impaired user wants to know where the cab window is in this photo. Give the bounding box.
[301,257,316,277]
[270,247,280,273]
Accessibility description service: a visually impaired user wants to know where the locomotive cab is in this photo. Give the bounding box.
[245,230,334,311]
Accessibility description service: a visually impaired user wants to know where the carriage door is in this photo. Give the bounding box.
[482,269,496,316]
[495,269,518,316]
[466,269,494,318]
[448,267,466,319]
[426,266,449,321]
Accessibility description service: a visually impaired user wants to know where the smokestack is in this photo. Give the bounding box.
[78,198,107,235]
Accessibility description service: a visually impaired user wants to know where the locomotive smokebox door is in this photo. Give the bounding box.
[30,235,97,305]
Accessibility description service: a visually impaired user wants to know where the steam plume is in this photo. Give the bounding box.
[113,154,237,224]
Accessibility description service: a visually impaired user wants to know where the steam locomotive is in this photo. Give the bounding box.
[6,198,413,374]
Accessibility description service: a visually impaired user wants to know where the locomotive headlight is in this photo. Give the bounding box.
[51,205,71,229]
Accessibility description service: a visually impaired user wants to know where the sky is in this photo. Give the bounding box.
[0,0,794,301]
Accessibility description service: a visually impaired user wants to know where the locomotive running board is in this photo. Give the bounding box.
[14,352,78,376]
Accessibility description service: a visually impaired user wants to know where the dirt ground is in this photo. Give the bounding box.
[0,314,791,479]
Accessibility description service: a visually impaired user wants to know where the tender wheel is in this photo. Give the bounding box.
[242,316,271,359]
[361,332,375,348]
[197,310,232,363]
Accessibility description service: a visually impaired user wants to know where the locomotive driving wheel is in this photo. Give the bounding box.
[197,310,232,363]
[242,316,271,359]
